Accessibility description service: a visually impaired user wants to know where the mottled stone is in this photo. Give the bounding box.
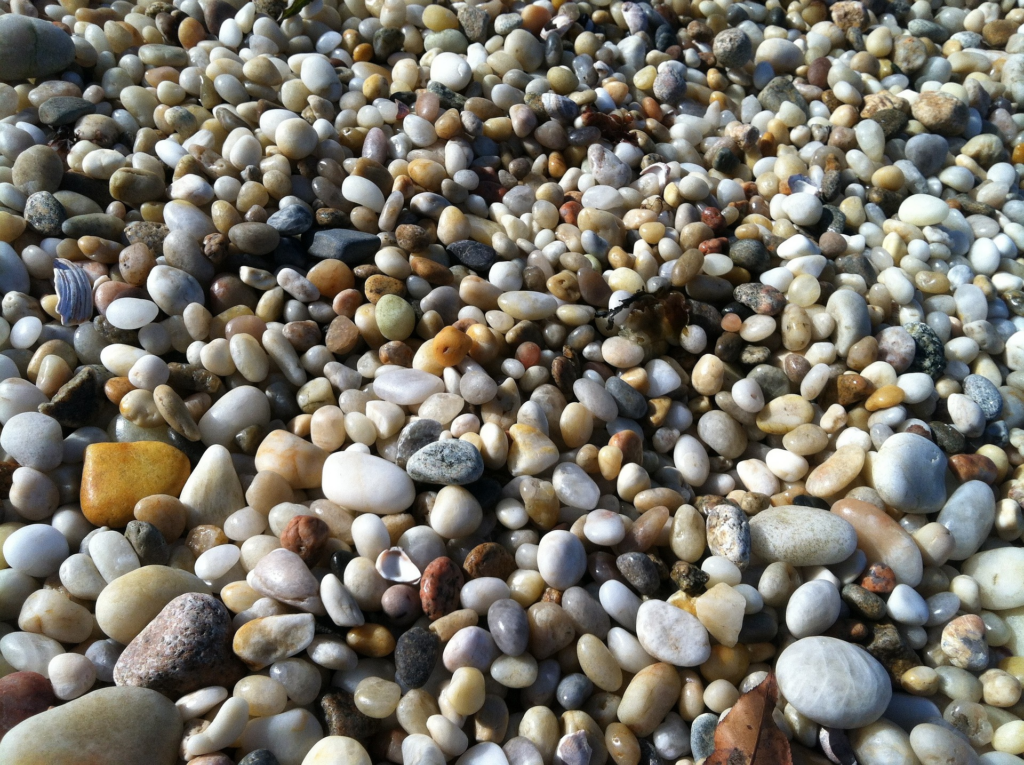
[113,592,246,696]
[420,556,464,620]
[406,440,485,485]
[394,626,439,689]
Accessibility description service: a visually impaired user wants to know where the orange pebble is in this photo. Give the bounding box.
[721,313,743,332]
[432,326,472,366]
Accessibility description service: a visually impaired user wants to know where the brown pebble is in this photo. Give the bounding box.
[420,556,464,620]
[463,542,516,580]
[947,453,998,484]
[0,671,56,737]
[280,514,330,564]
[859,561,897,595]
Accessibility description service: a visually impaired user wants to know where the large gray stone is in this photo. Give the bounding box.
[0,16,76,80]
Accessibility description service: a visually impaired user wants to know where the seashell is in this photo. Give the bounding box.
[554,731,592,765]
[541,13,574,39]
[53,258,93,326]
[542,92,580,123]
[376,546,421,584]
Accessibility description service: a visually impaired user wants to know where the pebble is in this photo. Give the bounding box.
[0,16,75,80]
[871,433,947,513]
[635,600,711,667]
[80,442,190,527]
[0,0,1022,760]
[748,505,858,566]
[113,592,245,696]
[322,452,416,514]
[0,686,182,765]
[406,440,485,485]
[776,637,892,729]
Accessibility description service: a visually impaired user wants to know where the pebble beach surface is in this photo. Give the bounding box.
[1,0,1024,762]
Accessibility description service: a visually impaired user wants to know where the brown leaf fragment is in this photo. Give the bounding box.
[706,673,794,765]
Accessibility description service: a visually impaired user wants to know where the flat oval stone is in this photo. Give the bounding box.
[537,530,587,590]
[898,194,950,227]
[749,505,858,566]
[786,580,841,638]
[488,598,529,656]
[0,686,182,765]
[322,452,416,514]
[406,440,484,485]
[776,636,891,729]
[635,600,711,667]
[0,16,76,80]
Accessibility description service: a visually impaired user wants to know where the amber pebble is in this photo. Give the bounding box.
[178,16,205,47]
[860,561,897,595]
[617,506,669,553]
[134,494,188,541]
[846,336,877,371]
[463,542,516,580]
[379,341,413,367]
[608,430,642,465]
[432,326,472,367]
[720,313,742,332]
[410,256,454,286]
[104,376,136,404]
[281,515,330,564]
[835,374,874,406]
[948,453,998,484]
[606,722,640,765]
[185,524,230,558]
[864,384,904,411]
[364,274,405,303]
[224,315,268,341]
[307,259,355,297]
[347,624,396,657]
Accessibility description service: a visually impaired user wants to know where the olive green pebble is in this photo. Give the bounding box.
[375,294,416,341]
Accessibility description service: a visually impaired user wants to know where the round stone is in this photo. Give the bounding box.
[776,636,892,729]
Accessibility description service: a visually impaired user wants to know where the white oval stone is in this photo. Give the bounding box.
[898,194,950,227]
[105,298,159,330]
[786,580,841,638]
[373,368,445,405]
[962,547,1024,610]
[635,600,711,667]
[322,452,415,514]
[776,636,891,729]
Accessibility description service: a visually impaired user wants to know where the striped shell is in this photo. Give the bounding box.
[53,258,93,325]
